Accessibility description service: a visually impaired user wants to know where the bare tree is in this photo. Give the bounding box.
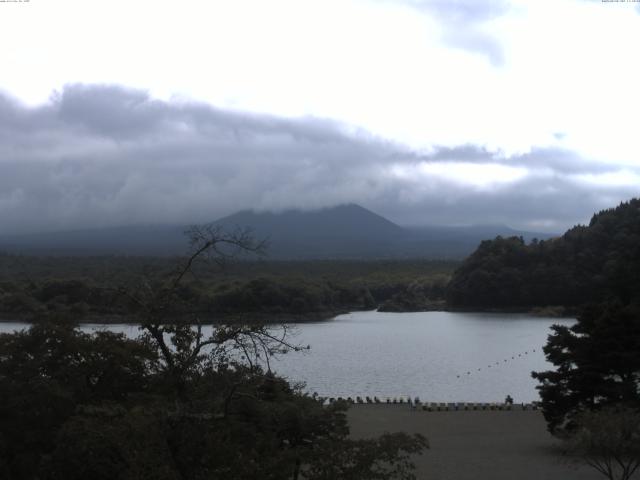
[563,406,640,480]
[114,224,303,396]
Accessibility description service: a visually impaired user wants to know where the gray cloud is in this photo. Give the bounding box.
[0,84,637,236]
[424,144,613,175]
[376,173,635,232]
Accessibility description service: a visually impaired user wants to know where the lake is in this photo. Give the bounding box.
[0,311,573,403]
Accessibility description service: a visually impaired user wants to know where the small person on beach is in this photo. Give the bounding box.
[505,394,514,405]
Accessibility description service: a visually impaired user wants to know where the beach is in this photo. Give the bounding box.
[348,404,604,480]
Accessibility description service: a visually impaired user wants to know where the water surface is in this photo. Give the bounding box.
[1,311,572,402]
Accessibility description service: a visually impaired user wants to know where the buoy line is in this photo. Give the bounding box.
[455,348,538,378]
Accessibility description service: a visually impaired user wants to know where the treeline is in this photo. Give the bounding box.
[447,198,640,310]
[0,257,455,321]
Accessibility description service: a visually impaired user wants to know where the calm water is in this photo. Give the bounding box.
[0,311,573,403]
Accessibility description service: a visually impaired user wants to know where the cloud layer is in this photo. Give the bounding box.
[0,84,638,235]
[403,0,510,65]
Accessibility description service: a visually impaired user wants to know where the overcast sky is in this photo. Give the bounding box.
[1,0,639,234]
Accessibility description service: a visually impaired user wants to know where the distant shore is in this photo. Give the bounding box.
[0,310,351,325]
[446,305,576,318]
[0,305,575,325]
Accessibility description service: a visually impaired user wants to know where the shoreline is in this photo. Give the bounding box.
[446,305,576,318]
[0,310,350,325]
[0,306,577,325]
[0,305,576,325]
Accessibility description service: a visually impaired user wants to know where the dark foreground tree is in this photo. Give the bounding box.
[0,225,427,479]
[562,406,640,480]
[0,320,427,480]
[0,321,156,478]
[532,302,640,433]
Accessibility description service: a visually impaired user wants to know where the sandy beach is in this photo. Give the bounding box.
[348,404,605,480]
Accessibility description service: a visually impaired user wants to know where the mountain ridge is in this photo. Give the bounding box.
[0,204,555,259]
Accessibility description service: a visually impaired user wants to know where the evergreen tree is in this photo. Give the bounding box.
[532,302,640,433]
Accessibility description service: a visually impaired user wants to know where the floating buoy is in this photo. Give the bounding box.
[457,349,541,382]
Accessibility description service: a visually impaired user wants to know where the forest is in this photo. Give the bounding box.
[0,255,453,322]
[447,198,640,311]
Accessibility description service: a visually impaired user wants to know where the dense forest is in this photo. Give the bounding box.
[0,256,453,322]
[447,198,640,311]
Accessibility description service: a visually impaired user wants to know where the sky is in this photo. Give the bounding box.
[1,0,639,234]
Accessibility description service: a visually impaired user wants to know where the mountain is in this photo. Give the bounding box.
[214,204,405,258]
[0,204,555,259]
[447,198,640,309]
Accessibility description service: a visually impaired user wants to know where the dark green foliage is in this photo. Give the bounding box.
[0,257,455,321]
[210,276,378,315]
[447,198,640,309]
[0,321,156,479]
[532,303,640,433]
[0,322,426,480]
[378,277,447,312]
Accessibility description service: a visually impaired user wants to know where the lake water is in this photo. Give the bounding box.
[0,311,573,403]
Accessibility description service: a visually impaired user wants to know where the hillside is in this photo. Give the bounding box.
[446,198,640,310]
[214,204,404,258]
[0,204,553,259]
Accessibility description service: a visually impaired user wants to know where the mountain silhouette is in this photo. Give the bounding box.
[214,204,404,258]
[0,204,555,259]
